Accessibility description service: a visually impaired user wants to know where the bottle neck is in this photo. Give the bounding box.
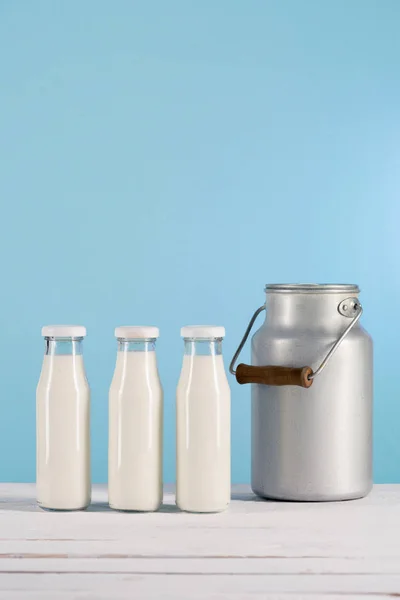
[184,338,223,356]
[44,337,84,356]
[117,338,156,352]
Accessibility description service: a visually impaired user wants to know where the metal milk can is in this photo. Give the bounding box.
[230,284,373,501]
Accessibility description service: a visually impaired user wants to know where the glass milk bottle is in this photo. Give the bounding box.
[36,326,90,510]
[176,326,231,513]
[108,326,163,511]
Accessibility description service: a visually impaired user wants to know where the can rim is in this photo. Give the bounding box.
[264,283,360,294]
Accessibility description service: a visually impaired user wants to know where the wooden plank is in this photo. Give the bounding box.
[0,531,398,560]
[0,572,400,598]
[0,596,394,600]
[0,509,398,560]
[0,556,399,575]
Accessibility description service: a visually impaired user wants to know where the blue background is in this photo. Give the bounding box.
[0,0,399,483]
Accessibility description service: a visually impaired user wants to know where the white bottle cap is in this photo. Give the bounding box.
[180,325,225,339]
[115,326,160,339]
[41,325,87,338]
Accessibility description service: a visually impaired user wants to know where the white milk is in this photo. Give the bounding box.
[108,349,163,511]
[36,354,91,510]
[176,353,231,513]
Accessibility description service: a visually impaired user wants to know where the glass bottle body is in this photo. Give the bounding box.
[36,337,91,511]
[109,338,163,511]
[176,338,231,513]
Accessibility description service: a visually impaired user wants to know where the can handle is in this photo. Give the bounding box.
[236,364,313,388]
[229,299,363,388]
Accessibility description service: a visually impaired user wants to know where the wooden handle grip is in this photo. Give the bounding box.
[236,364,313,388]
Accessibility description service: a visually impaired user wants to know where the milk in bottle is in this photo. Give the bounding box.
[176,326,231,513]
[109,326,163,511]
[36,325,90,510]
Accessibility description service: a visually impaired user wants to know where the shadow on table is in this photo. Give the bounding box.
[87,501,180,513]
[0,501,114,513]
[230,490,266,502]
[0,500,41,512]
[86,501,112,512]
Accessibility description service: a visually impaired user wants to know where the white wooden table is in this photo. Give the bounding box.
[0,484,399,599]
